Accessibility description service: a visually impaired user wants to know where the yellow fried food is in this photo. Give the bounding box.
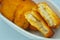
[38,2,60,28]
[1,0,37,29]
[14,5,29,29]
[25,10,54,38]
[1,0,21,21]
[14,0,37,29]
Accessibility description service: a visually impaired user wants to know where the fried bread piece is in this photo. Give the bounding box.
[14,5,30,29]
[38,2,60,28]
[14,0,37,29]
[25,10,54,38]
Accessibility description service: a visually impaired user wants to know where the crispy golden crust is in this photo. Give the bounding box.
[38,2,60,28]
[14,0,37,29]
[14,6,29,29]
[1,0,21,21]
[25,10,54,38]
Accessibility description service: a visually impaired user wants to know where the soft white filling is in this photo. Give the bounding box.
[39,4,54,26]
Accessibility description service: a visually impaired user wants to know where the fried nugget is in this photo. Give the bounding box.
[1,0,21,21]
[25,10,54,38]
[38,2,60,28]
[14,0,37,29]
[1,0,37,29]
[14,5,29,29]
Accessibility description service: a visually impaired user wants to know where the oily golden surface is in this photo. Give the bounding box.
[1,0,21,21]
[1,0,37,29]
[38,2,60,28]
[14,0,37,29]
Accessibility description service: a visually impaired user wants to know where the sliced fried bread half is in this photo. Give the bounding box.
[25,10,54,38]
[38,2,60,28]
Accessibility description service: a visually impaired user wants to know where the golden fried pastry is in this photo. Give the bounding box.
[14,5,29,29]
[25,10,54,38]
[38,2,60,28]
[0,0,37,29]
[14,0,37,29]
[1,0,21,21]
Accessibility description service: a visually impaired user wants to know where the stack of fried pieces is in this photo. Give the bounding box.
[0,0,60,38]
